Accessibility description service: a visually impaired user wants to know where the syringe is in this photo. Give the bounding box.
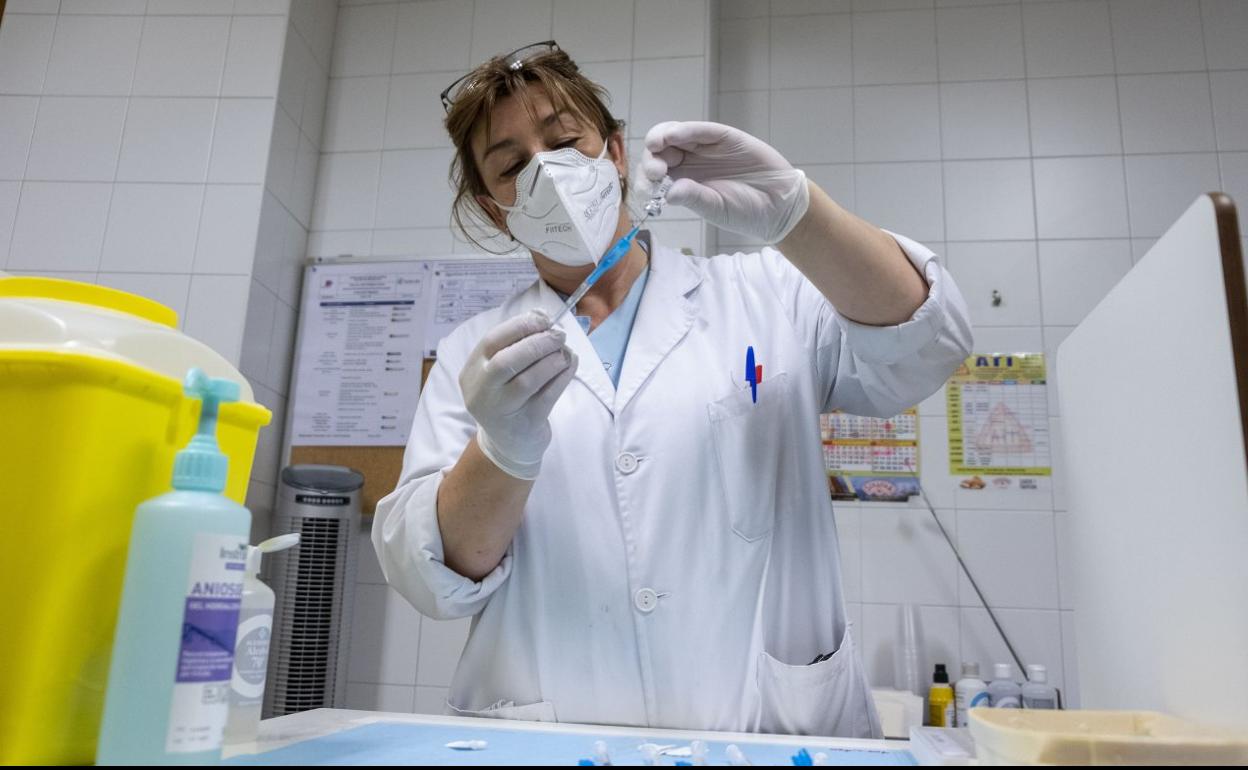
[548,176,672,328]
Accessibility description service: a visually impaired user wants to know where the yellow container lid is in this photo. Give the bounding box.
[0,275,256,402]
[0,276,177,327]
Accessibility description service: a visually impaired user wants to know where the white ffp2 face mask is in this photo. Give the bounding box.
[497,143,622,267]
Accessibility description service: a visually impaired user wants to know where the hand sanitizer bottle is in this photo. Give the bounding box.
[987,663,1022,708]
[96,370,252,765]
[1021,664,1058,709]
[223,533,300,746]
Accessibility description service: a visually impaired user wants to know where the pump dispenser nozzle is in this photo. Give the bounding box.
[244,533,301,577]
[173,368,240,492]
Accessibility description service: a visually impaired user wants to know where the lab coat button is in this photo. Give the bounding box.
[616,452,639,474]
[634,588,658,613]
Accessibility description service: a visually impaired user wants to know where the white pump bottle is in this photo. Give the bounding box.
[223,533,300,745]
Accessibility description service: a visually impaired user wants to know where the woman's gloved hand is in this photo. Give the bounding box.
[459,309,577,480]
[642,121,810,244]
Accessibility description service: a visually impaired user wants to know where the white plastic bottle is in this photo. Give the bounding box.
[223,533,300,745]
[1021,663,1058,709]
[987,663,1022,708]
[954,662,989,726]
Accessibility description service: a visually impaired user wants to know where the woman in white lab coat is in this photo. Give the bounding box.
[373,42,972,737]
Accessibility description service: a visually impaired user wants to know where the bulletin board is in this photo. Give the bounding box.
[284,258,536,513]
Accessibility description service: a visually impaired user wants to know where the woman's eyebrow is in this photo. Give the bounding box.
[483,137,516,160]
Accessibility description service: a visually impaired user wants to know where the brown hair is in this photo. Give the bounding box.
[443,47,625,252]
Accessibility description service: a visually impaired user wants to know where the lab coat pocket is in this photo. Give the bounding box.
[447,699,558,723]
[707,371,791,542]
[756,626,880,738]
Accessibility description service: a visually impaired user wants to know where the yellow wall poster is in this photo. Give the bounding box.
[947,353,1052,484]
[821,408,920,501]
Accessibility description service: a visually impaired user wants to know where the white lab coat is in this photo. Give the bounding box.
[373,232,972,737]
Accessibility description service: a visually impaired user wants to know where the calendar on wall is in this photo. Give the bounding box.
[821,409,920,502]
[946,353,1052,491]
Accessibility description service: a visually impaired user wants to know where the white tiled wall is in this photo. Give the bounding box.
[311,0,713,716]
[240,0,337,537]
[0,0,289,349]
[0,0,334,544]
[307,0,712,264]
[717,0,1248,709]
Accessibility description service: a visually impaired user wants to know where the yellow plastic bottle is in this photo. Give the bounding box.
[928,663,956,727]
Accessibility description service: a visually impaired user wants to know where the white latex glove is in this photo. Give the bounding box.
[642,121,810,244]
[459,309,578,480]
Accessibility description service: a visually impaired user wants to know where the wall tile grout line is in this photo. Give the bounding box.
[928,0,960,626]
[1016,0,1065,687]
[1197,0,1223,190]
[185,8,235,289]
[6,12,290,19]
[711,64,1248,95]
[4,4,59,270]
[1106,3,1134,254]
[89,4,146,284]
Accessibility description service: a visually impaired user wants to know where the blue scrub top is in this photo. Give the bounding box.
[576,261,648,388]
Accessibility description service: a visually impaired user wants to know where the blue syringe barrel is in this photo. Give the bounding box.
[549,224,641,327]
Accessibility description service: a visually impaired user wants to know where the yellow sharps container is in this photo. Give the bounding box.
[0,277,271,764]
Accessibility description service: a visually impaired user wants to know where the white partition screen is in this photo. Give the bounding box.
[1057,193,1248,728]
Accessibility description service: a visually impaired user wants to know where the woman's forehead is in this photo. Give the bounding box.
[472,87,589,154]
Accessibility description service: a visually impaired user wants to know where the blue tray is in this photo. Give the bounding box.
[226,720,916,766]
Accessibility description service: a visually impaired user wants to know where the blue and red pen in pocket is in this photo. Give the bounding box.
[745,346,763,403]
